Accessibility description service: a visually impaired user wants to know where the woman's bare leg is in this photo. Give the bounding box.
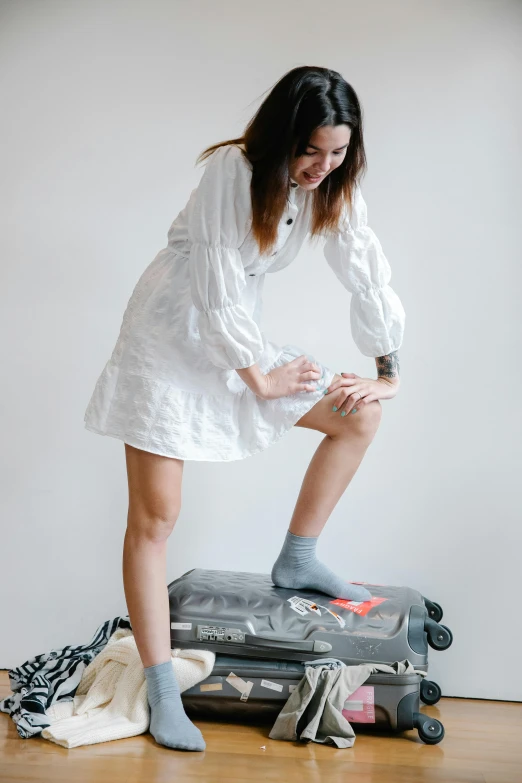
[123,443,183,668]
[291,373,382,536]
[123,443,204,751]
[271,374,382,601]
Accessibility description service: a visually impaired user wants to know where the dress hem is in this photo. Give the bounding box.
[84,366,337,462]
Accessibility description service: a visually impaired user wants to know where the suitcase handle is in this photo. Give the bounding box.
[244,634,332,654]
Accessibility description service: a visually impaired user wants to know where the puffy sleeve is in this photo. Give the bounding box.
[323,185,406,357]
[188,144,264,370]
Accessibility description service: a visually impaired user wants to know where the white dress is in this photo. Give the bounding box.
[84,144,406,461]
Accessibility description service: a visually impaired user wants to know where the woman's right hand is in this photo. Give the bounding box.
[257,355,322,400]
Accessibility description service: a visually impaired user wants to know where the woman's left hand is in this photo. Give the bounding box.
[324,372,400,414]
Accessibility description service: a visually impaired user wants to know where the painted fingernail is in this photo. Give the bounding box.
[341,411,346,417]
[351,408,357,414]
[332,406,337,412]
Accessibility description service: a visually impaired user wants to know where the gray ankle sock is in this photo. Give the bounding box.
[144,660,205,751]
[271,530,372,602]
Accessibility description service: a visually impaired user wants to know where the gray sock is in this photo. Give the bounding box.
[271,531,372,602]
[144,660,205,751]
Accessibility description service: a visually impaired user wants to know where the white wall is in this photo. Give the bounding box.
[1,0,520,701]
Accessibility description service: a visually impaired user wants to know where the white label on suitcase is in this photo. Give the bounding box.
[260,679,283,693]
[287,597,309,616]
[287,596,346,628]
[171,622,192,630]
[226,672,254,701]
[239,686,253,702]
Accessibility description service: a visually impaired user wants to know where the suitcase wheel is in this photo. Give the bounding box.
[422,597,443,623]
[420,678,442,706]
[424,618,453,651]
[413,712,445,745]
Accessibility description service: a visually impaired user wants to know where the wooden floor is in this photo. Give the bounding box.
[1,672,521,783]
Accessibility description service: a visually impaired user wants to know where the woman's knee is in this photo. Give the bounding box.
[333,397,382,442]
[350,399,382,438]
[126,502,181,542]
[325,373,381,437]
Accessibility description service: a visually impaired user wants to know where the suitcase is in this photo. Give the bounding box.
[181,655,445,745]
[168,569,452,669]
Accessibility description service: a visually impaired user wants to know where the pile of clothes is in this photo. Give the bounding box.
[1,616,421,749]
[0,616,214,748]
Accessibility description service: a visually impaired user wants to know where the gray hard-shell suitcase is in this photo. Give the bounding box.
[168,569,452,669]
[181,655,445,745]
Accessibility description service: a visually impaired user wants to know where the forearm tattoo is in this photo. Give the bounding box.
[376,351,400,379]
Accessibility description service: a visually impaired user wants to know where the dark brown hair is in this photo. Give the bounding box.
[196,66,367,257]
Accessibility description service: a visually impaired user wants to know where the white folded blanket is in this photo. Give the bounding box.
[41,628,214,748]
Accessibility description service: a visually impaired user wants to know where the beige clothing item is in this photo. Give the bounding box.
[269,659,425,748]
[40,628,214,748]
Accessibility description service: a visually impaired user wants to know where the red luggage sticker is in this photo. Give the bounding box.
[330,596,388,616]
[342,685,375,723]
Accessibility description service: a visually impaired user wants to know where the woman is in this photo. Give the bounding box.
[84,66,405,751]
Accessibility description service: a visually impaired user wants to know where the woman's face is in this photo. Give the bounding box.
[289,124,351,189]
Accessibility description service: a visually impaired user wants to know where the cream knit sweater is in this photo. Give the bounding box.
[40,628,215,748]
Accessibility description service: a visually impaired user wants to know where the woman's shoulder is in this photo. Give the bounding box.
[205,143,252,176]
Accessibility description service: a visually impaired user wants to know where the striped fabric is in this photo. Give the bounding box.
[0,615,131,738]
